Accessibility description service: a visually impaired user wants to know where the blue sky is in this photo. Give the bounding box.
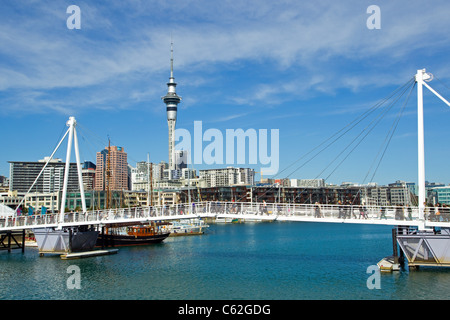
[1,0,450,186]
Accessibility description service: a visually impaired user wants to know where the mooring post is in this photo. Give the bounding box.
[22,229,25,253]
[7,231,11,253]
[101,226,105,249]
[392,228,399,264]
[68,228,73,253]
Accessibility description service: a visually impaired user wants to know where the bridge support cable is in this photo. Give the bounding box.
[364,82,416,187]
[280,78,416,180]
[289,79,416,204]
[14,127,71,214]
[433,75,450,94]
[77,123,154,209]
[349,82,416,206]
[319,80,416,185]
[232,78,417,204]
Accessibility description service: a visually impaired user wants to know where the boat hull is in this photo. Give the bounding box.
[169,228,205,236]
[96,232,170,247]
[166,218,209,236]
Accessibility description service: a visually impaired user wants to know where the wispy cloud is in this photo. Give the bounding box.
[207,112,249,123]
[0,0,449,116]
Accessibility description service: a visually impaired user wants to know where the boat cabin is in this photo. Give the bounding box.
[126,226,157,237]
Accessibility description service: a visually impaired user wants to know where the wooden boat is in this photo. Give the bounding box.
[96,222,170,247]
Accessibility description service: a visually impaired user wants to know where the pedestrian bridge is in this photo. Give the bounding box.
[1,201,449,232]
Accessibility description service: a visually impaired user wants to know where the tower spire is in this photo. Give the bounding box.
[170,39,174,79]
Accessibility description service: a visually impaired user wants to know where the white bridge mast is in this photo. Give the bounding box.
[415,69,450,229]
[14,116,87,225]
[59,116,86,224]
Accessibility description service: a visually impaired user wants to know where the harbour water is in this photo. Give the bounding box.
[1,221,450,300]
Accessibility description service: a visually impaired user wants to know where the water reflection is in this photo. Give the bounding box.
[1,223,450,299]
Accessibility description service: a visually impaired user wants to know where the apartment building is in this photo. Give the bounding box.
[95,145,128,191]
[199,167,255,187]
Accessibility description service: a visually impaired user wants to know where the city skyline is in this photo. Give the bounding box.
[0,1,450,186]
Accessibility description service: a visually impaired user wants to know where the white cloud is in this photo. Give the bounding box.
[0,0,449,115]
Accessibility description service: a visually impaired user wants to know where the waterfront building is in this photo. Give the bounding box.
[0,175,9,187]
[154,179,183,190]
[388,180,417,206]
[181,168,197,180]
[365,186,390,206]
[175,150,188,170]
[25,192,59,212]
[274,178,290,187]
[95,145,128,191]
[0,190,59,213]
[290,179,299,187]
[0,190,25,209]
[431,186,450,205]
[176,185,363,205]
[154,161,167,181]
[426,181,445,201]
[82,161,96,191]
[258,178,275,185]
[9,158,80,193]
[298,179,326,188]
[130,160,197,192]
[199,167,255,188]
[130,161,151,191]
[122,190,179,207]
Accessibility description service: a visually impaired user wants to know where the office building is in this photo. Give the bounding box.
[199,167,255,188]
[432,186,450,205]
[9,158,80,193]
[82,161,96,191]
[95,145,128,191]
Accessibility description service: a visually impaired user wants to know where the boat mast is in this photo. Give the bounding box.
[106,138,111,209]
[150,162,153,206]
[188,151,191,213]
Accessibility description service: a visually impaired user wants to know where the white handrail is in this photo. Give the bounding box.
[3,201,450,231]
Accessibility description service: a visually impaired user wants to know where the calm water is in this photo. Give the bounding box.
[1,221,450,300]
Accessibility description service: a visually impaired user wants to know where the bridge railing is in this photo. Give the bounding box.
[204,201,426,222]
[2,201,449,230]
[0,213,59,229]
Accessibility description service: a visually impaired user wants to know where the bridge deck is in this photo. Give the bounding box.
[1,201,449,231]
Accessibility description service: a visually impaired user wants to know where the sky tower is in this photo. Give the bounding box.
[162,41,181,172]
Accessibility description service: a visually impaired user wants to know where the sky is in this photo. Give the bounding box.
[0,0,450,186]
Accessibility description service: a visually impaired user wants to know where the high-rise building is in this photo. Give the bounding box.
[9,158,80,193]
[175,150,188,171]
[82,161,96,191]
[162,41,181,173]
[130,161,151,191]
[95,145,128,191]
